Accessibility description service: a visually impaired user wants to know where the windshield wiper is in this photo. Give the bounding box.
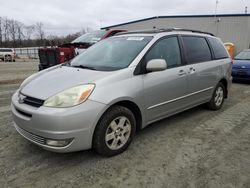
[72,65,96,70]
[62,60,72,66]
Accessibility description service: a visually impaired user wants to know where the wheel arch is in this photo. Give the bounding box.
[219,78,228,98]
[111,100,143,132]
[93,99,144,136]
[90,99,144,149]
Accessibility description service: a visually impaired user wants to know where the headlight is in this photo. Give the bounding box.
[20,73,37,89]
[43,84,95,108]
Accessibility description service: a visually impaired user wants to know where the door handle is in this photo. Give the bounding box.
[189,67,196,74]
[179,70,186,76]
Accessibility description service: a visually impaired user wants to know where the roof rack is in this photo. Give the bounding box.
[116,28,214,36]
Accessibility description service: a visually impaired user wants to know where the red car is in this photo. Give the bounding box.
[38,29,125,70]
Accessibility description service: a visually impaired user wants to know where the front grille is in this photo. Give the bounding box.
[23,96,44,108]
[15,125,45,145]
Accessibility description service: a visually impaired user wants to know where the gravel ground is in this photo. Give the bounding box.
[0,61,250,188]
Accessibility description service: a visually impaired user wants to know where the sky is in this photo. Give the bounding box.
[0,0,249,36]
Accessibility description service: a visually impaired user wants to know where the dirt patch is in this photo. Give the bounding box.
[0,79,25,85]
[0,62,250,188]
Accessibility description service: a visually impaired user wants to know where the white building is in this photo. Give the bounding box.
[102,14,250,54]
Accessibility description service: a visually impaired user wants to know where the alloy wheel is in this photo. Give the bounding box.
[105,116,131,150]
[214,86,224,107]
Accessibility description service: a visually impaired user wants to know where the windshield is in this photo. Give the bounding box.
[70,36,153,71]
[234,51,250,60]
[71,30,107,44]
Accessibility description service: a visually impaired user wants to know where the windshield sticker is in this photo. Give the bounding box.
[127,37,144,41]
[91,37,101,42]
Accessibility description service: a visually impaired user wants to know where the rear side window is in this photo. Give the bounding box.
[145,36,182,68]
[207,37,229,59]
[182,36,212,64]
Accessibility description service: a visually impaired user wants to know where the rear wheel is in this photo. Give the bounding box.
[207,82,225,110]
[4,55,12,62]
[93,106,136,157]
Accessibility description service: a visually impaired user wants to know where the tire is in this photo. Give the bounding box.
[4,55,11,62]
[207,82,225,110]
[93,106,136,157]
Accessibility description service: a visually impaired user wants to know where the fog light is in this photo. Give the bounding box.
[45,139,72,147]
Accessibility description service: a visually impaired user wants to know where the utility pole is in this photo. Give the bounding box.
[214,0,219,36]
[214,0,219,17]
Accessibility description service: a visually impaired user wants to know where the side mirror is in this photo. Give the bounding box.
[146,59,167,72]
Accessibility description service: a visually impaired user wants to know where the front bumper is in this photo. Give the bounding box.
[232,69,250,81]
[11,91,107,152]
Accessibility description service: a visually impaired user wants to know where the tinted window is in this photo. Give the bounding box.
[182,36,212,64]
[145,37,182,68]
[207,37,228,59]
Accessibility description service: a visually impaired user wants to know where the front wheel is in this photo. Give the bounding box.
[93,106,136,157]
[207,82,225,110]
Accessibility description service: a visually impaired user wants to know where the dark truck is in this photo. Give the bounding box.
[38,29,125,70]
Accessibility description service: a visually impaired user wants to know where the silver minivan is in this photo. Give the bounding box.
[11,29,232,156]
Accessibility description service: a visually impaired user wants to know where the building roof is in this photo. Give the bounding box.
[116,28,214,36]
[102,14,250,29]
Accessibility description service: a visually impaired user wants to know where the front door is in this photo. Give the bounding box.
[142,36,188,123]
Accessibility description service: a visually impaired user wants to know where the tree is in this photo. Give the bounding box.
[35,22,45,46]
[0,16,93,48]
[24,25,35,41]
[3,18,10,43]
[16,21,24,46]
[35,22,45,40]
[8,19,17,47]
[0,17,2,46]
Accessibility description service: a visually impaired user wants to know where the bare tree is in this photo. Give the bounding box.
[3,18,10,42]
[0,17,93,48]
[0,17,3,46]
[8,19,18,47]
[23,24,35,46]
[35,22,45,40]
[16,21,24,46]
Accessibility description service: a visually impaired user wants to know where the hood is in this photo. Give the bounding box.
[233,60,250,69]
[21,66,112,100]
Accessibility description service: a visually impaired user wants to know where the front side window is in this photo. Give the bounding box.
[145,36,182,68]
[182,36,212,64]
[71,36,152,71]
